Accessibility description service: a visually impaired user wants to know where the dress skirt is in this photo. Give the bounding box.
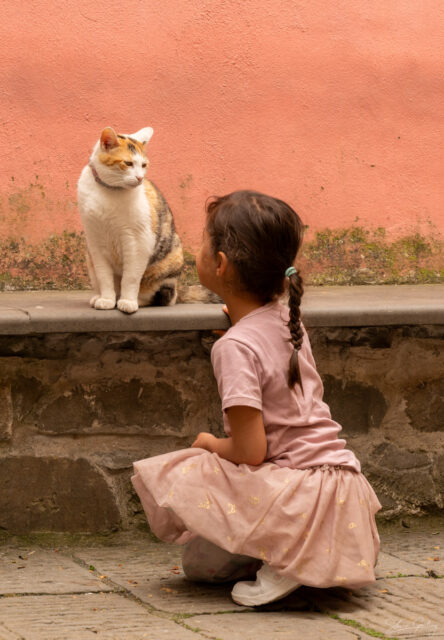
[132,447,381,589]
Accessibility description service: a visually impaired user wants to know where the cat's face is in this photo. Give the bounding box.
[92,127,154,189]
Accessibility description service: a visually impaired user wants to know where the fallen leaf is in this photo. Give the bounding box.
[17,566,25,569]
[160,586,178,594]
[427,569,438,578]
[433,546,440,550]
[433,557,440,561]
[378,589,388,593]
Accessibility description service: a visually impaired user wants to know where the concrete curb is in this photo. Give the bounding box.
[0,284,443,334]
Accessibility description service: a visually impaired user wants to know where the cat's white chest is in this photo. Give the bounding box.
[77,166,155,266]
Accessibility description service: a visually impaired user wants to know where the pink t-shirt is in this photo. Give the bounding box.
[211,301,361,472]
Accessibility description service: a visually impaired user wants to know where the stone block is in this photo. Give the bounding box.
[0,457,120,533]
[0,384,12,441]
[322,375,388,434]
[37,379,185,435]
[406,378,444,431]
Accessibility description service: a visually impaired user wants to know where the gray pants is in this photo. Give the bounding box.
[182,536,262,583]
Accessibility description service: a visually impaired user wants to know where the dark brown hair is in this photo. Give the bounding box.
[206,190,305,388]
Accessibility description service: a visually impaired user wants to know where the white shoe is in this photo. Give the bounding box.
[231,563,300,606]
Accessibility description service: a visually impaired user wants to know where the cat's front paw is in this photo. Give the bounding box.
[117,299,139,314]
[89,295,100,307]
[94,297,116,310]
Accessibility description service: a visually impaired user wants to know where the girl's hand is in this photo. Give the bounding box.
[213,305,230,337]
[191,432,217,451]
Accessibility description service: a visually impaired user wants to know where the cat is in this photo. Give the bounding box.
[77,126,184,314]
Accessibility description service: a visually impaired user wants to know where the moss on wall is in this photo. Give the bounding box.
[300,226,443,285]
[0,227,442,291]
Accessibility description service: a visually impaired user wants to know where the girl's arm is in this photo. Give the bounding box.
[191,405,267,466]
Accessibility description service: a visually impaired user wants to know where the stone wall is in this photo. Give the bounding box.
[0,325,443,534]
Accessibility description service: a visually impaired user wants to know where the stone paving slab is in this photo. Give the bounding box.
[187,611,359,639]
[0,548,114,595]
[303,577,444,638]
[381,531,444,576]
[376,550,433,578]
[72,543,249,614]
[0,593,198,640]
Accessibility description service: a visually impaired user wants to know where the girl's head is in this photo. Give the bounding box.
[202,190,305,388]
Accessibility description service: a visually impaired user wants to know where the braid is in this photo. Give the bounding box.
[287,271,304,390]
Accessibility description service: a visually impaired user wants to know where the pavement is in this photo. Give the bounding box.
[0,519,443,640]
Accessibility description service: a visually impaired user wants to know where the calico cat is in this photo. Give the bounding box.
[77,126,184,314]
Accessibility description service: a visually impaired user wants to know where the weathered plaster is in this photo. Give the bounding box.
[0,1,442,248]
[1,227,442,292]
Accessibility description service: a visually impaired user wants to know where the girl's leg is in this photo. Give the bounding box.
[182,537,261,584]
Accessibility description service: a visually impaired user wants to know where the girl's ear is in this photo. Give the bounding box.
[131,127,154,146]
[216,251,229,276]
[100,127,119,151]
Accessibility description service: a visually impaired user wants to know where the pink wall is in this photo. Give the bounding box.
[0,0,442,251]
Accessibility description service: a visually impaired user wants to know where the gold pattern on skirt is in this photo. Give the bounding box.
[213,466,220,474]
[227,503,236,515]
[182,463,197,474]
[248,496,260,506]
[335,576,347,583]
[348,522,357,529]
[198,494,211,509]
[357,559,369,570]
[337,497,345,506]
[168,490,174,498]
[258,547,268,561]
[299,512,307,519]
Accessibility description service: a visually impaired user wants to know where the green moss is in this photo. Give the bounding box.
[0,231,89,291]
[301,226,443,285]
[328,613,399,639]
[179,249,199,286]
[0,226,442,290]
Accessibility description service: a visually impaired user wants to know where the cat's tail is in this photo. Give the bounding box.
[177,284,222,304]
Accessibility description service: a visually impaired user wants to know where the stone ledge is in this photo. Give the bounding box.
[0,284,443,335]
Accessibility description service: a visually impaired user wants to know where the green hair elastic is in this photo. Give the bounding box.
[285,267,298,278]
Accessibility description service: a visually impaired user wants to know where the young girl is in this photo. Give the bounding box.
[132,190,381,606]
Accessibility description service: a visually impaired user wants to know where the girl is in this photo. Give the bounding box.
[132,190,381,606]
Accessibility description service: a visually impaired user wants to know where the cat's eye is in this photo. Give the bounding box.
[142,163,147,168]
[124,161,133,167]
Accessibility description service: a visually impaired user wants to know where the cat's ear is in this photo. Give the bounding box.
[100,127,119,151]
[131,127,154,146]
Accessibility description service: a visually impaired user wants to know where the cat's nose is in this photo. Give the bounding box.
[136,176,143,183]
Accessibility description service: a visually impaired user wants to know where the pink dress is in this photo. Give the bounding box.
[132,302,381,589]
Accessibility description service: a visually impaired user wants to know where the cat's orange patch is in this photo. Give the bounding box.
[99,135,147,168]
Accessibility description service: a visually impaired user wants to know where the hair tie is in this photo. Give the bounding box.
[285,266,298,278]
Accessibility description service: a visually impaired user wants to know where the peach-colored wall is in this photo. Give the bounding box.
[0,0,442,251]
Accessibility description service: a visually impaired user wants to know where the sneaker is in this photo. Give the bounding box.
[231,563,300,606]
